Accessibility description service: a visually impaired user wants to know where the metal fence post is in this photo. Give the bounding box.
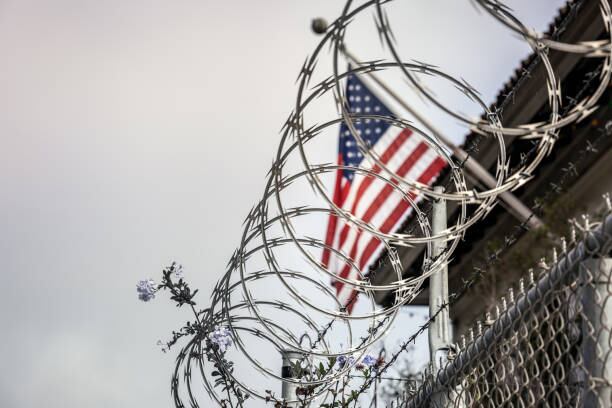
[429,186,451,369]
[281,350,300,406]
[429,186,452,406]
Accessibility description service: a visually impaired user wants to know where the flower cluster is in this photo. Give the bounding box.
[208,326,233,353]
[361,354,377,367]
[136,279,157,302]
[136,262,187,303]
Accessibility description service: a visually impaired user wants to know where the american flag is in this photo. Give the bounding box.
[321,73,446,313]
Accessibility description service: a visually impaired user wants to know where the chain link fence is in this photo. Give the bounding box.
[403,207,612,408]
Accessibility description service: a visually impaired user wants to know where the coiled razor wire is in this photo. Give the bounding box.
[159,1,612,406]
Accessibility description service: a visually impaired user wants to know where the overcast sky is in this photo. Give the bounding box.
[0,1,566,407]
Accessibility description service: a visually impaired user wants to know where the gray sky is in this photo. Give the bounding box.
[0,1,565,406]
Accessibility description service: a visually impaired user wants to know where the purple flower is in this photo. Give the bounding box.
[362,354,377,367]
[336,355,355,368]
[137,279,157,302]
[208,326,233,353]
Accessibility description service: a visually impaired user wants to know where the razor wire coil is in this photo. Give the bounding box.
[160,1,612,406]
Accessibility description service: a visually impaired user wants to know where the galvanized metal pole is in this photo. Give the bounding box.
[429,186,451,407]
[281,350,300,407]
[429,186,452,370]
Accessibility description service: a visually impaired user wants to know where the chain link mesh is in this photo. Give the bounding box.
[405,209,612,408]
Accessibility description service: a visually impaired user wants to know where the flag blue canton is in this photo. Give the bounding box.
[339,74,394,182]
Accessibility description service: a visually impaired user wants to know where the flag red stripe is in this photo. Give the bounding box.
[321,154,344,268]
[327,177,355,268]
